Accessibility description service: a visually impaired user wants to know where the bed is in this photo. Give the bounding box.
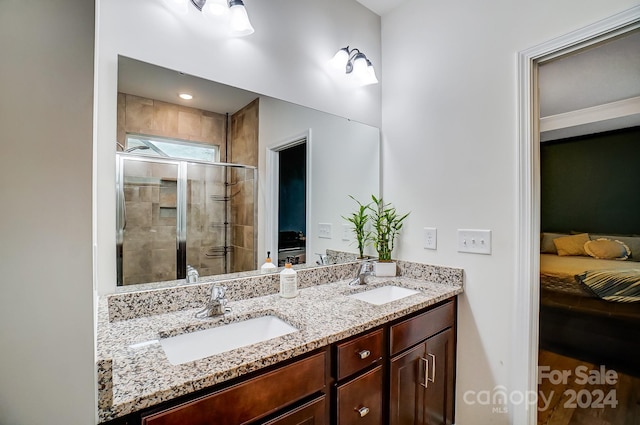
[538,233,640,376]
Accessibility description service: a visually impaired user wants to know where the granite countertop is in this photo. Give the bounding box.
[96,272,463,422]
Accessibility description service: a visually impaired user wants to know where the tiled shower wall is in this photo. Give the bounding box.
[117,93,227,159]
[118,93,258,284]
[121,161,180,284]
[230,99,258,272]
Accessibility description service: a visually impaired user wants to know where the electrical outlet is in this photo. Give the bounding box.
[342,224,351,241]
[318,223,332,239]
[457,229,491,254]
[423,227,437,250]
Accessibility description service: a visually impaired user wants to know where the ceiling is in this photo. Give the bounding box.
[118,56,259,115]
[539,29,640,141]
[355,0,407,16]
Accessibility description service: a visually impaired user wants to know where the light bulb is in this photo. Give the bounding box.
[228,0,254,36]
[360,59,379,86]
[329,47,350,71]
[203,0,227,16]
[352,53,369,80]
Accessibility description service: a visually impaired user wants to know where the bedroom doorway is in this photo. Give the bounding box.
[515,6,640,425]
[266,131,311,268]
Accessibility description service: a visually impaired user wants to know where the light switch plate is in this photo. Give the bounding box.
[457,229,491,254]
[342,224,351,241]
[423,227,437,250]
[318,223,332,239]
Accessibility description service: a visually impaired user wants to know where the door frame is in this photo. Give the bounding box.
[513,6,640,424]
[266,130,312,265]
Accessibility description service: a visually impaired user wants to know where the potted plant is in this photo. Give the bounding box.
[368,194,410,276]
[343,195,372,259]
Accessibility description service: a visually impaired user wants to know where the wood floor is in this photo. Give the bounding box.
[538,350,640,425]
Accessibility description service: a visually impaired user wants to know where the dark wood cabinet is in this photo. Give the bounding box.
[141,352,326,425]
[389,304,455,425]
[336,366,383,425]
[335,328,384,381]
[263,396,326,425]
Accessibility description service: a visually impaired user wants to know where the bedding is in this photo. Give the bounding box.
[576,269,640,302]
[540,253,634,297]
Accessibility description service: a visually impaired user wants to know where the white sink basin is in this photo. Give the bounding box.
[160,315,298,365]
[348,285,420,305]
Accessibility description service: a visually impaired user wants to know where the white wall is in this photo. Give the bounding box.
[380,1,639,424]
[0,1,95,424]
[259,96,380,262]
[96,0,381,294]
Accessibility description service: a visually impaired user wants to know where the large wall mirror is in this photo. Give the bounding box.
[116,56,380,287]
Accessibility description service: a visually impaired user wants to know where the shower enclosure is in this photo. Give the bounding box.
[116,153,257,286]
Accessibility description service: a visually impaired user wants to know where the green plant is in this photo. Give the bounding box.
[368,195,410,261]
[342,195,372,259]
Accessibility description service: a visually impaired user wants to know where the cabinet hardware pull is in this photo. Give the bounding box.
[358,349,371,359]
[428,353,436,383]
[357,406,370,417]
[420,357,429,388]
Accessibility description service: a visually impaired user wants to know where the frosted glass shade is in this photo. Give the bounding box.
[329,48,350,71]
[229,3,254,36]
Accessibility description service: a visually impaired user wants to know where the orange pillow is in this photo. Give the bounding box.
[553,233,589,256]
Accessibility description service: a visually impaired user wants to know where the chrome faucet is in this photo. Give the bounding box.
[186,265,199,284]
[316,253,329,265]
[349,260,374,286]
[195,284,231,318]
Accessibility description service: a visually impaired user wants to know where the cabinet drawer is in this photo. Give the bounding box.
[336,328,383,380]
[390,300,454,356]
[142,351,326,425]
[263,395,326,425]
[336,365,383,425]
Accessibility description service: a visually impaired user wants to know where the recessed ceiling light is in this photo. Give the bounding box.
[179,93,193,100]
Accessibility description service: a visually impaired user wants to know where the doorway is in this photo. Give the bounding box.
[515,6,640,424]
[267,132,311,267]
[277,141,307,266]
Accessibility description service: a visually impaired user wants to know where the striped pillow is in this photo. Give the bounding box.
[576,269,640,302]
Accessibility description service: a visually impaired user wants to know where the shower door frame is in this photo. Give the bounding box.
[116,153,257,286]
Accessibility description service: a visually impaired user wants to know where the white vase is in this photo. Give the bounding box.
[374,261,396,277]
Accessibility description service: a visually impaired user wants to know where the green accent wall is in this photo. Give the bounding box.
[541,126,640,235]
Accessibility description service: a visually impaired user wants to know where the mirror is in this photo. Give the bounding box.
[116,56,380,288]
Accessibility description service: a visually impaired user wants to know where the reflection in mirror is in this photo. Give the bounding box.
[116,56,380,288]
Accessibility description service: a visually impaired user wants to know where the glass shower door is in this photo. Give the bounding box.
[117,156,179,285]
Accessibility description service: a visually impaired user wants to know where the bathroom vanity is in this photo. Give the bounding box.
[97,261,462,425]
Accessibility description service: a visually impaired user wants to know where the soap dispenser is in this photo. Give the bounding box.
[260,251,277,274]
[279,263,298,298]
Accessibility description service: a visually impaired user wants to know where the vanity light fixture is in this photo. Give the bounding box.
[329,46,378,86]
[178,93,194,100]
[190,0,254,36]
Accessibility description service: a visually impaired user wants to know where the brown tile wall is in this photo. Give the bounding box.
[229,99,258,272]
[121,164,179,285]
[185,164,227,277]
[117,92,227,160]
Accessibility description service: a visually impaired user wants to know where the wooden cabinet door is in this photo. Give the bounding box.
[389,329,454,425]
[423,328,454,425]
[262,396,326,425]
[389,341,426,425]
